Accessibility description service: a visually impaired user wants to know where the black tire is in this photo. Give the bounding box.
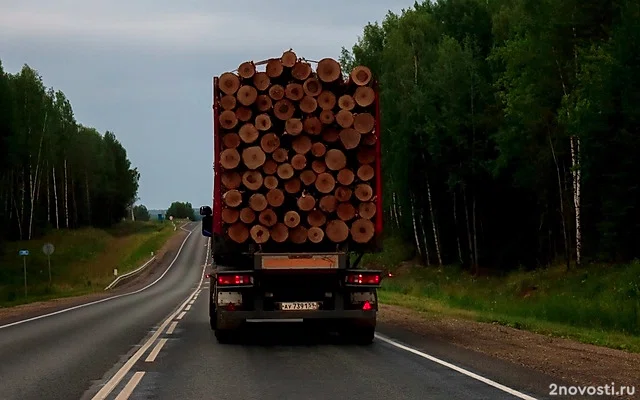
[209,293,217,330]
[343,326,375,345]
[215,329,234,344]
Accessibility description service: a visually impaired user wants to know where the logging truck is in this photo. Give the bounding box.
[200,50,384,344]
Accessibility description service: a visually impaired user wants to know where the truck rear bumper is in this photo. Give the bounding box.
[217,309,376,330]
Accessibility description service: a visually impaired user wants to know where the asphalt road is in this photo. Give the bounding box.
[0,221,570,400]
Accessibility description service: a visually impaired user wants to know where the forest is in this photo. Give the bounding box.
[0,61,140,244]
[341,0,640,270]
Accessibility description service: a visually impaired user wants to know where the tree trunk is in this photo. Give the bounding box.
[64,158,69,228]
[453,191,463,265]
[53,166,60,229]
[463,186,474,268]
[410,193,422,259]
[548,129,570,270]
[426,175,442,266]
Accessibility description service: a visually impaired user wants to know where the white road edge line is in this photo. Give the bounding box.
[114,371,145,400]
[0,223,195,330]
[91,240,209,400]
[374,334,538,400]
[176,311,187,320]
[185,305,192,311]
[145,338,168,363]
[166,321,178,335]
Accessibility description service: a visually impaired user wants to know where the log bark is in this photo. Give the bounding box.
[316,58,341,83]
[290,226,308,244]
[238,61,256,79]
[263,159,278,175]
[249,193,267,211]
[338,95,355,111]
[222,208,239,224]
[355,184,373,201]
[326,220,349,243]
[319,195,337,213]
[312,160,327,173]
[260,133,280,153]
[272,148,288,163]
[292,135,312,154]
[223,133,241,149]
[319,110,335,125]
[239,123,259,143]
[223,190,243,207]
[237,85,258,106]
[303,117,322,135]
[335,186,352,202]
[284,211,300,228]
[268,84,285,100]
[219,72,240,95]
[318,91,336,110]
[220,95,236,110]
[303,77,322,97]
[277,163,294,179]
[354,86,375,107]
[297,193,316,211]
[353,113,375,134]
[315,172,335,194]
[339,128,360,149]
[228,222,249,243]
[250,225,270,244]
[358,202,376,219]
[222,171,242,189]
[266,188,285,207]
[285,83,304,101]
[357,164,374,181]
[307,210,327,227]
[285,118,303,135]
[235,106,252,122]
[240,207,256,224]
[350,219,375,243]
[325,149,347,171]
[242,146,266,169]
[259,209,277,227]
[256,95,272,112]
[308,227,324,243]
[281,49,297,68]
[242,170,263,190]
[292,61,312,80]
[336,110,354,128]
[219,110,238,130]
[255,113,272,131]
[300,170,316,186]
[274,99,295,120]
[337,203,356,221]
[291,154,307,170]
[337,169,354,186]
[300,96,318,114]
[350,66,372,86]
[264,175,278,189]
[266,59,283,78]
[270,223,289,243]
[322,128,339,143]
[252,72,270,91]
[220,149,241,169]
[311,142,326,157]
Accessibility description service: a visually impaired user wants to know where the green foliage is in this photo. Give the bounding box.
[166,201,195,221]
[133,205,151,222]
[344,0,640,268]
[0,61,140,242]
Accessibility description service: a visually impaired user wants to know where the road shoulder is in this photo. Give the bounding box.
[0,224,192,327]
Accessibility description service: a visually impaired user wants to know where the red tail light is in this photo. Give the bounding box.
[345,273,380,285]
[217,274,253,285]
[362,301,372,310]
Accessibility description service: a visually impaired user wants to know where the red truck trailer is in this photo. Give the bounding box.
[200,50,384,344]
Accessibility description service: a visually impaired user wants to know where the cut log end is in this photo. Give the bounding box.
[220,95,236,110]
[303,77,322,97]
[311,142,327,157]
[271,223,289,243]
[357,164,375,181]
[357,146,376,164]
[284,211,301,228]
[268,84,285,101]
[318,91,337,110]
[285,118,303,136]
[319,195,338,213]
[260,133,280,153]
[300,96,318,114]
[321,128,340,143]
[237,85,258,106]
[355,183,373,202]
[358,202,377,219]
[281,49,297,68]
[277,163,294,180]
[255,114,272,131]
[239,123,259,144]
[242,170,263,190]
[315,172,336,194]
[308,227,325,243]
[326,220,349,243]
[336,110,354,129]
[350,66,372,86]
[219,110,238,130]
[339,128,360,149]
[307,210,327,227]
[266,59,284,78]
[317,58,342,83]
[252,72,270,91]
[249,193,267,212]
[319,110,335,125]
[222,171,242,189]
[242,146,266,170]
[274,99,295,121]
[235,106,252,122]
[238,61,256,79]
[259,209,277,227]
[220,148,241,169]
[256,95,273,112]
[337,203,356,221]
[222,208,239,224]
[290,226,308,244]
[297,194,316,211]
[292,61,312,81]
[354,113,375,134]
[285,83,304,101]
[223,133,241,149]
[266,188,285,207]
[223,189,243,207]
[292,135,312,154]
[291,154,307,170]
[354,86,375,107]
[300,170,317,186]
[272,148,289,163]
[335,186,352,202]
[263,159,278,175]
[264,175,279,190]
[219,72,240,95]
[228,222,249,243]
[311,160,327,174]
[303,117,322,135]
[350,219,375,243]
[338,95,355,111]
[250,225,270,244]
[240,207,256,224]
[325,149,347,171]
[337,169,354,186]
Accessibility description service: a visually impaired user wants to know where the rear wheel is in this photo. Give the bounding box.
[342,325,375,345]
[215,328,235,344]
[209,291,217,330]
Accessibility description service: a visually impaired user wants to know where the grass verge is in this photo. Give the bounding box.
[0,220,179,307]
[365,236,640,353]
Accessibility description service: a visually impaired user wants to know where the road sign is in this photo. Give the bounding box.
[42,243,55,256]
[19,249,29,256]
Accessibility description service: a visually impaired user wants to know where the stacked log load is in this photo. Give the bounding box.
[216,49,378,246]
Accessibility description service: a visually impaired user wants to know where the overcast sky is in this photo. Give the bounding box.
[0,0,413,209]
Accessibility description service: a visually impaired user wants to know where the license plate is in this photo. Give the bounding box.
[279,302,320,311]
